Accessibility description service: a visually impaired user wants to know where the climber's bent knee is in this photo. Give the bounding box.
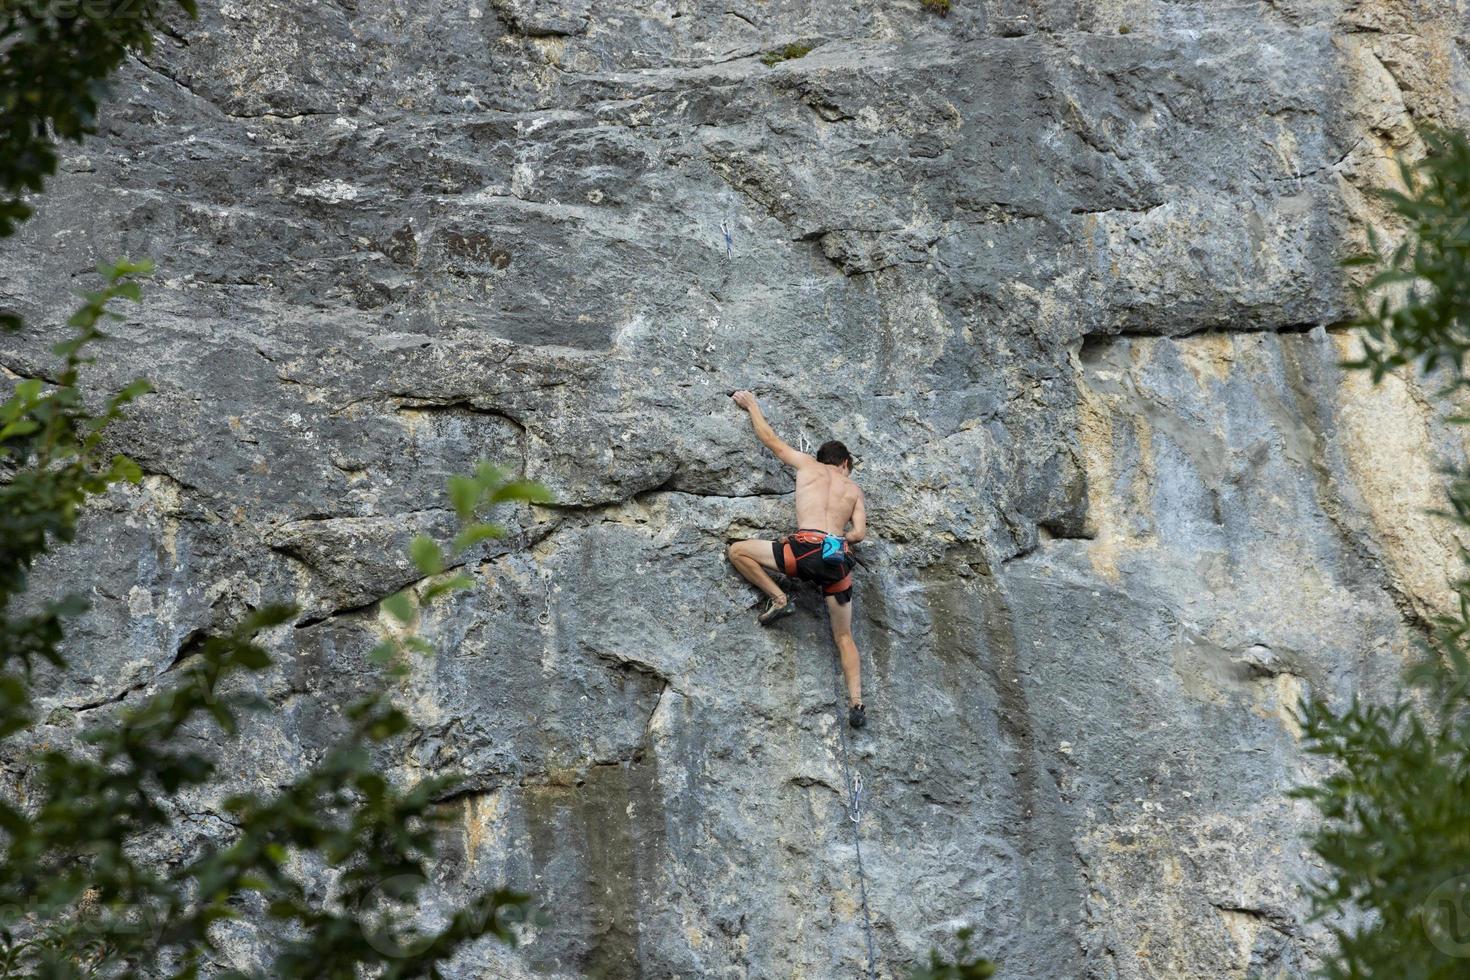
[729,538,780,571]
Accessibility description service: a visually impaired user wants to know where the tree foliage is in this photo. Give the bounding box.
[1345,129,1470,388]
[908,927,996,979]
[0,0,197,248]
[0,263,544,978]
[1293,127,1470,978]
[0,6,551,971]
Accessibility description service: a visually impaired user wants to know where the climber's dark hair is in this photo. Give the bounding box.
[816,440,852,469]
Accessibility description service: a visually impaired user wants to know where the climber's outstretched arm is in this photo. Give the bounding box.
[731,390,814,470]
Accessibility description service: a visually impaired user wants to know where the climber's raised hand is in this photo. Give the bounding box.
[731,391,808,469]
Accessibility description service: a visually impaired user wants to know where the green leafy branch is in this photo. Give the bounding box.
[909,927,997,979]
[1,258,152,687]
[1294,125,1470,978]
[1343,128,1470,388]
[0,267,543,978]
[0,0,198,247]
[374,463,549,671]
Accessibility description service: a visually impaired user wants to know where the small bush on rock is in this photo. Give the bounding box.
[1295,127,1470,978]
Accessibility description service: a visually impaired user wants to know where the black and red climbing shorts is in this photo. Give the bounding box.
[771,529,854,604]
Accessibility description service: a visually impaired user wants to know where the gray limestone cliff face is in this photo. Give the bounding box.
[3,0,1470,977]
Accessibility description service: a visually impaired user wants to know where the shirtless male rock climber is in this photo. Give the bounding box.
[725,390,870,729]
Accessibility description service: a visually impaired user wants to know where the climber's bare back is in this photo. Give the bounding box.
[793,460,861,534]
[728,389,868,545]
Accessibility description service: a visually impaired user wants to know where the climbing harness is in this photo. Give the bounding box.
[829,639,879,979]
[537,572,553,626]
[779,530,853,598]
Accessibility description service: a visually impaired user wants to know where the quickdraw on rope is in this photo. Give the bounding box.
[829,642,879,979]
[720,217,733,260]
[537,572,553,626]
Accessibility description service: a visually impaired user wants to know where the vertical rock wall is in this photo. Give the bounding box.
[3,0,1470,976]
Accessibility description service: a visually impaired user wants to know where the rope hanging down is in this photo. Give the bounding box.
[830,644,879,979]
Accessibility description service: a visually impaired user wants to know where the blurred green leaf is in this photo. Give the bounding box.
[106,453,143,484]
[492,479,552,505]
[451,523,505,553]
[382,592,415,624]
[409,536,443,576]
[0,418,38,440]
[910,927,997,979]
[447,475,478,520]
[422,574,475,602]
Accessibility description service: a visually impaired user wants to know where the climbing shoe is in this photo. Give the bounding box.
[757,595,795,626]
[848,703,867,729]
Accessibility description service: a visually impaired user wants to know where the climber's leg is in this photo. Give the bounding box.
[826,594,863,710]
[727,538,786,604]
[728,539,796,625]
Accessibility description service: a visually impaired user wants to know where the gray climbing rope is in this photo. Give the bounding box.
[830,645,879,980]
